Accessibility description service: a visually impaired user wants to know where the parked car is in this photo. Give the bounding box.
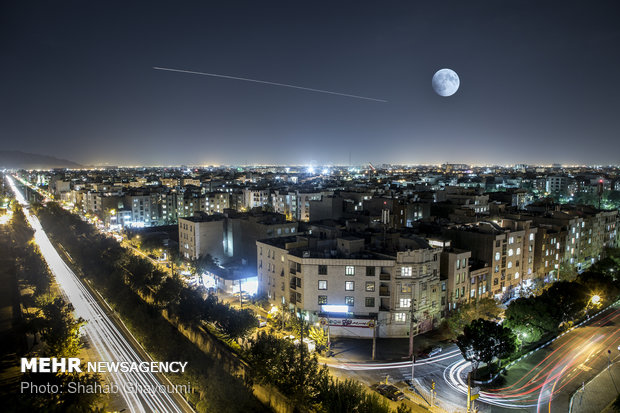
[373,384,406,401]
[257,316,268,328]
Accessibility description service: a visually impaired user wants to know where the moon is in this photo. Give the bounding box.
[432,68,460,97]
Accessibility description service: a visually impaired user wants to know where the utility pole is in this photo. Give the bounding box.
[467,371,471,413]
[281,298,286,330]
[326,314,331,356]
[371,319,377,361]
[299,311,305,389]
[409,295,417,383]
[238,279,243,308]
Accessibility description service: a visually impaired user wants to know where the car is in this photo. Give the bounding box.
[373,384,405,401]
[383,385,406,401]
[257,316,268,328]
[428,346,442,357]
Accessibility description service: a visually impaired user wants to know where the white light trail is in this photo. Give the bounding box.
[7,175,190,413]
[153,66,388,102]
[327,349,461,370]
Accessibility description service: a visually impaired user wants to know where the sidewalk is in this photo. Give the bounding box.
[570,362,620,413]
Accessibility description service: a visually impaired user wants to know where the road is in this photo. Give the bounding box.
[7,175,193,413]
[325,305,620,413]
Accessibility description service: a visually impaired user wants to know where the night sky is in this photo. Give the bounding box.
[2,1,620,166]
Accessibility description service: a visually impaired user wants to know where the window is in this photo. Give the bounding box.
[400,298,411,308]
[318,295,327,305]
[530,233,534,241]
[345,281,355,291]
[495,252,501,261]
[365,282,375,292]
[462,258,467,268]
[495,265,499,273]
[507,261,513,269]
[515,272,520,279]
[318,265,327,275]
[508,249,514,256]
[365,297,375,307]
[401,283,412,293]
[345,296,355,306]
[345,266,355,276]
[456,273,460,283]
[456,260,461,270]
[394,313,406,323]
[516,247,521,255]
[318,280,327,290]
[366,266,375,276]
[401,266,412,277]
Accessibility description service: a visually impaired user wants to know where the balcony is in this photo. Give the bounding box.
[380,272,390,281]
[379,287,390,297]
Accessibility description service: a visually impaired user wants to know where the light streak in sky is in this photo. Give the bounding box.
[153,66,388,102]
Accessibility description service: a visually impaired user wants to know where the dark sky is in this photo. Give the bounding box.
[2,1,620,166]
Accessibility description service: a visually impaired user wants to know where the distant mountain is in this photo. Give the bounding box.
[0,150,82,170]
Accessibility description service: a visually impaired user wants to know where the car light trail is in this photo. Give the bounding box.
[326,349,461,370]
[441,307,620,410]
[7,175,190,413]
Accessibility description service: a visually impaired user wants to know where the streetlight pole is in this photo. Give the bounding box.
[409,295,417,383]
[372,319,377,361]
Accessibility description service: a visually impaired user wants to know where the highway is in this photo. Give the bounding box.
[7,175,192,413]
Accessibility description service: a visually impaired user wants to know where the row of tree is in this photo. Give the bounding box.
[6,204,102,412]
[33,202,264,412]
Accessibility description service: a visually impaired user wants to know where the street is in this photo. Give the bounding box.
[325,305,620,412]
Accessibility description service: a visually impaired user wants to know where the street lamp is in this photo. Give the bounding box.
[591,295,601,305]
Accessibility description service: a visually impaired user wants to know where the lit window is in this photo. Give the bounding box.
[394,313,406,323]
[318,295,327,305]
[508,261,513,269]
[345,266,355,276]
[345,281,355,291]
[365,282,375,292]
[400,298,411,308]
[318,280,327,290]
[508,249,514,256]
[401,266,412,277]
[495,252,501,261]
[345,296,354,306]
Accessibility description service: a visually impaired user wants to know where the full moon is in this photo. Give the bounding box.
[432,68,460,97]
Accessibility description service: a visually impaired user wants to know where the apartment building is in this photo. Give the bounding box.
[257,235,443,338]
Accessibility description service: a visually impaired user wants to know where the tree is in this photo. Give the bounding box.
[446,298,502,337]
[309,326,328,351]
[37,297,86,358]
[457,319,517,375]
[504,296,558,342]
[248,332,329,406]
[542,281,589,325]
[154,275,184,309]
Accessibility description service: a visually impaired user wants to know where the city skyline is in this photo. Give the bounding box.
[2,1,620,166]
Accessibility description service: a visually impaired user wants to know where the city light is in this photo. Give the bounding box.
[321,305,349,313]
